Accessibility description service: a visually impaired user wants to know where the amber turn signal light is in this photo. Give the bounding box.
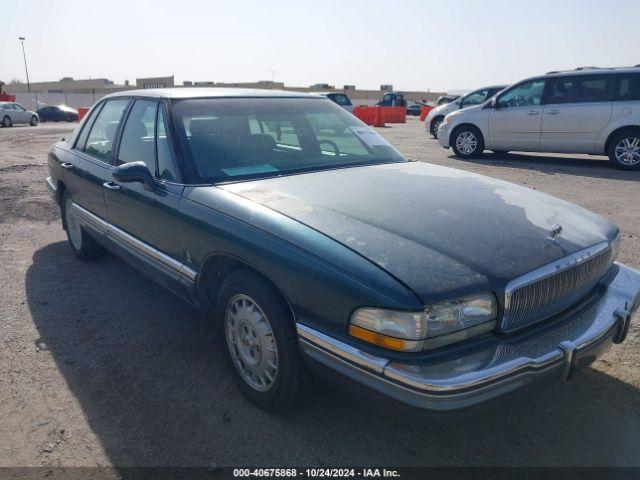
[348,324,407,351]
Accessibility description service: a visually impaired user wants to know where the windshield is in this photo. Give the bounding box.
[170,97,406,183]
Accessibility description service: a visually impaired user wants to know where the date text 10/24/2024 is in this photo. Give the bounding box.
[233,468,401,478]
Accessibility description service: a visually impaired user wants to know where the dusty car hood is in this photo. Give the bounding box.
[220,162,617,303]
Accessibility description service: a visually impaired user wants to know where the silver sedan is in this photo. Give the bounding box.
[0,102,39,127]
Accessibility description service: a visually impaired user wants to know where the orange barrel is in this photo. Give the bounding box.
[419,105,434,121]
[373,107,385,127]
[77,107,90,122]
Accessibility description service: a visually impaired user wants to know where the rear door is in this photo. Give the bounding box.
[488,79,546,151]
[540,74,613,153]
[104,99,186,265]
[60,98,130,219]
[13,104,31,123]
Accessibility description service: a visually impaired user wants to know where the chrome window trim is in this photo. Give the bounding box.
[69,202,197,283]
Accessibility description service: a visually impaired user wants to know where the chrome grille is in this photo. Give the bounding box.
[501,243,612,332]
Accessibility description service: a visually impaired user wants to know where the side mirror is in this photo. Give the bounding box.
[112,161,156,191]
[456,99,463,108]
[491,97,500,109]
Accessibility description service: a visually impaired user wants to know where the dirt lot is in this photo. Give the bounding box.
[1,120,639,469]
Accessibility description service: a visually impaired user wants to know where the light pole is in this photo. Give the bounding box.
[18,36,37,109]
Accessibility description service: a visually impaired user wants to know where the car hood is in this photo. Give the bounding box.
[427,103,453,119]
[220,162,617,303]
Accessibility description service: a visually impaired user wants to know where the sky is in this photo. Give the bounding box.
[1,0,639,93]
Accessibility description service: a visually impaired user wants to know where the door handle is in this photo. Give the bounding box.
[60,162,74,169]
[526,111,540,116]
[102,181,121,191]
[546,110,560,115]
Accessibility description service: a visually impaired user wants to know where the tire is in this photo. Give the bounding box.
[430,116,443,138]
[61,192,106,261]
[451,125,485,159]
[2,116,12,128]
[30,115,38,126]
[607,129,640,171]
[216,269,305,412]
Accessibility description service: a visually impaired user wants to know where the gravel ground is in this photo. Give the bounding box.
[1,119,639,469]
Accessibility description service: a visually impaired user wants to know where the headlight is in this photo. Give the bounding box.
[349,293,497,352]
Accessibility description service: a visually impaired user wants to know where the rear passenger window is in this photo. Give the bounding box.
[617,74,640,101]
[83,99,130,162]
[548,76,609,104]
[118,100,156,167]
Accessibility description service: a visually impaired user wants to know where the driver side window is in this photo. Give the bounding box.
[497,80,546,108]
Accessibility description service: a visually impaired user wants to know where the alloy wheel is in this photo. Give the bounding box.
[614,136,640,166]
[432,119,442,137]
[456,131,478,155]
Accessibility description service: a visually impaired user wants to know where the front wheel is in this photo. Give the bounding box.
[62,193,105,260]
[30,115,38,126]
[216,270,305,412]
[608,130,640,170]
[430,117,443,138]
[451,126,485,158]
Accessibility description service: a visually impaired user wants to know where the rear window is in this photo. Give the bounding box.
[328,94,352,106]
[616,73,640,101]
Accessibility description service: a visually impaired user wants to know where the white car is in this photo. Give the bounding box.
[438,67,640,170]
[0,102,39,127]
[426,85,506,138]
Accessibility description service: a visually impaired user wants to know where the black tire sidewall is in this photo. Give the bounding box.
[608,131,640,171]
[61,192,104,260]
[30,116,38,126]
[3,116,11,127]
[451,125,484,158]
[430,117,443,137]
[216,270,304,411]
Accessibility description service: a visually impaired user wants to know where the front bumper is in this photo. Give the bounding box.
[437,123,451,148]
[297,263,640,412]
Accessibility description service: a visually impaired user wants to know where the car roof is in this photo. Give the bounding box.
[312,92,348,97]
[517,66,640,84]
[102,87,324,100]
[544,66,640,77]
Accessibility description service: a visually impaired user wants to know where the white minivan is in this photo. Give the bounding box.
[438,67,640,170]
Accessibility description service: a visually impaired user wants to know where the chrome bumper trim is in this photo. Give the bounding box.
[297,264,640,411]
[69,202,198,284]
[45,177,57,201]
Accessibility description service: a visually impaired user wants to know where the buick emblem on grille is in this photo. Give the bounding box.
[549,224,562,242]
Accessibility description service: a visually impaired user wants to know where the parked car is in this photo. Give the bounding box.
[377,92,406,107]
[436,95,460,106]
[406,102,425,116]
[314,92,353,112]
[0,101,38,127]
[46,88,640,414]
[438,67,640,170]
[426,85,507,138]
[37,105,79,122]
